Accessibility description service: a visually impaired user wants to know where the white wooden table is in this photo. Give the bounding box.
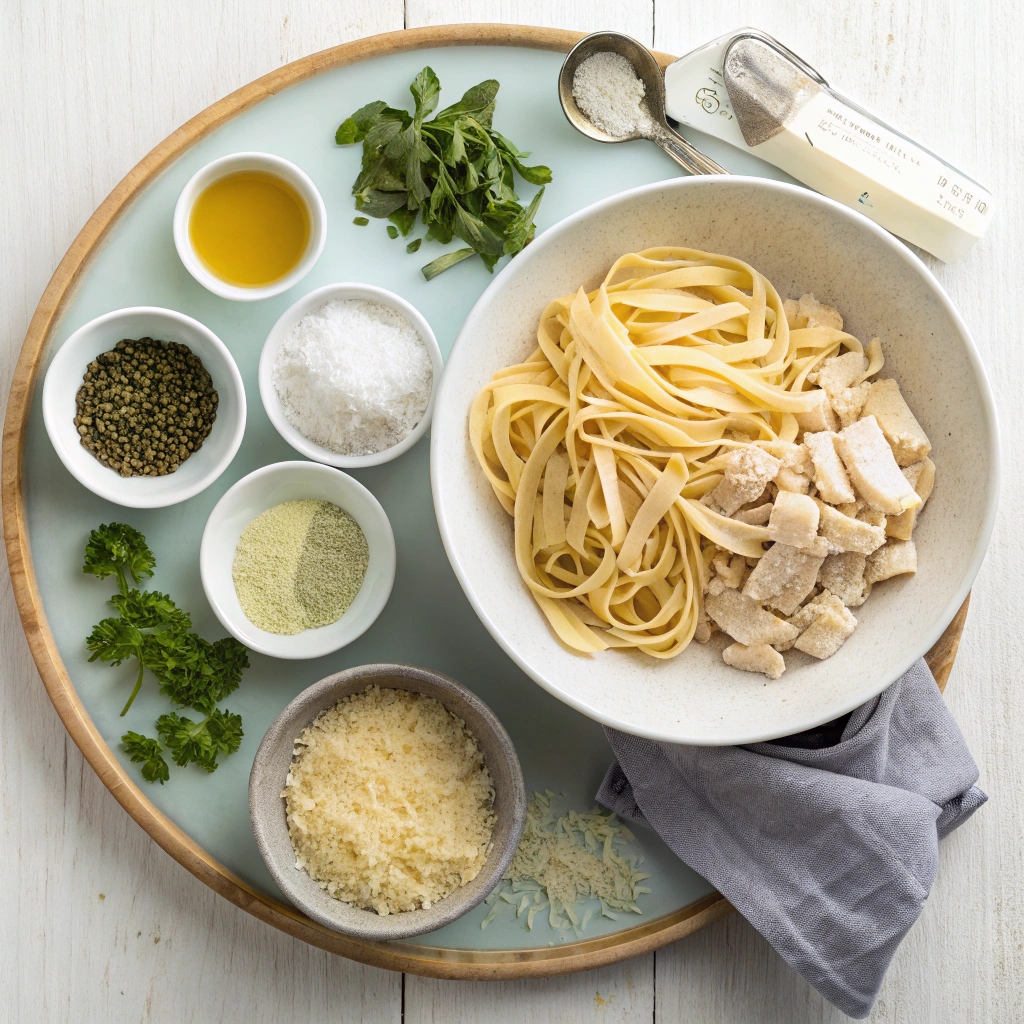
[2,2,1021,1020]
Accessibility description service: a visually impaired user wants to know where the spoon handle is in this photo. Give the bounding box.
[652,127,729,176]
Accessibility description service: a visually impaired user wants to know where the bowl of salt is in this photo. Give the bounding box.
[258,283,442,468]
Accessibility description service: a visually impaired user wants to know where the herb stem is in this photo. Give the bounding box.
[120,658,146,717]
[421,247,476,281]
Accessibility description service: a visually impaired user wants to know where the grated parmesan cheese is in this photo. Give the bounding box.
[282,686,495,916]
[481,791,651,933]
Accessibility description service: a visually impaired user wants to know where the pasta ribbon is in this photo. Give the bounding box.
[469,248,847,658]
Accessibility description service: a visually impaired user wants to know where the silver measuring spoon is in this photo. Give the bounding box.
[558,31,728,177]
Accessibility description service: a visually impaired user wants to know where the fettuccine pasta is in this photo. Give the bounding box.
[469,248,877,659]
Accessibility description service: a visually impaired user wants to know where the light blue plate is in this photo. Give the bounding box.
[23,42,787,953]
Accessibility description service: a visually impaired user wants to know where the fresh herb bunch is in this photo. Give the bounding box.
[83,523,248,782]
[336,67,552,280]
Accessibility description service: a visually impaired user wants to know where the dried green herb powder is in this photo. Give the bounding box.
[232,500,368,635]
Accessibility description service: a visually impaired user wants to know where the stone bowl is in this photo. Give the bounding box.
[249,663,526,941]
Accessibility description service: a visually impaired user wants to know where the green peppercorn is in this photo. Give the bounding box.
[73,337,218,477]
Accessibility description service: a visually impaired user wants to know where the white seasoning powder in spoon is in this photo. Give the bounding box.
[572,51,653,138]
[273,297,432,456]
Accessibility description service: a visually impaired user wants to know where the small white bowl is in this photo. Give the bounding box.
[173,152,327,302]
[200,461,396,660]
[258,283,443,468]
[42,306,246,508]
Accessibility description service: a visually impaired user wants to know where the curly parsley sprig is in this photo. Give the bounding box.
[82,523,249,783]
[157,710,244,772]
[83,523,155,596]
[122,732,170,784]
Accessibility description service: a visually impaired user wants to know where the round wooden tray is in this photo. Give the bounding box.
[2,23,970,980]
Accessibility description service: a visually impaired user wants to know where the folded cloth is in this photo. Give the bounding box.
[597,658,986,1019]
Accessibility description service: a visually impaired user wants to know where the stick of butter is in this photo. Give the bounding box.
[664,30,993,263]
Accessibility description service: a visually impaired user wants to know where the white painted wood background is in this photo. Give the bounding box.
[1,1,1021,1020]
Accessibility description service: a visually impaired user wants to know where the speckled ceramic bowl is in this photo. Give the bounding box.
[431,175,999,746]
[249,664,526,941]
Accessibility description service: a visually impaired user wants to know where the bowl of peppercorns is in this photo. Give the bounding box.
[42,306,246,507]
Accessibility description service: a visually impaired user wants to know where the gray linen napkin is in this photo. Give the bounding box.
[597,658,986,1019]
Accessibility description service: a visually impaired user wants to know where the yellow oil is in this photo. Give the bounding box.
[188,171,310,287]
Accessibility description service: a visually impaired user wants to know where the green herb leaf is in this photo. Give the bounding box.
[353,162,402,197]
[502,186,545,256]
[452,202,506,256]
[491,130,553,184]
[435,79,500,127]
[335,118,362,145]
[425,219,454,246]
[110,589,190,631]
[336,99,399,144]
[122,732,169,784]
[421,247,476,281]
[355,189,411,218]
[205,638,250,706]
[87,615,145,668]
[143,632,248,714]
[83,523,155,595]
[505,155,553,186]
[406,237,422,253]
[365,116,409,156]
[404,131,432,206]
[386,224,399,239]
[353,216,369,225]
[157,709,244,773]
[86,616,149,716]
[388,206,417,236]
[410,66,441,125]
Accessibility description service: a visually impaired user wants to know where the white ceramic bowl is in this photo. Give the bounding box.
[173,152,327,301]
[42,306,246,508]
[200,461,396,659]
[431,176,999,746]
[258,283,442,468]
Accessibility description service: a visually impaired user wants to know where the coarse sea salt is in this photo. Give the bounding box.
[273,297,433,456]
[572,51,652,138]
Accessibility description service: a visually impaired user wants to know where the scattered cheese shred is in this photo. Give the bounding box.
[283,686,495,916]
[481,792,651,933]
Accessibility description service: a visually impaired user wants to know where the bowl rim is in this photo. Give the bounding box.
[258,282,443,468]
[248,662,527,941]
[41,305,247,509]
[199,460,396,659]
[430,173,1001,746]
[172,151,328,302]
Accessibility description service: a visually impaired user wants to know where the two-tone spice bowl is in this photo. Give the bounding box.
[199,460,396,659]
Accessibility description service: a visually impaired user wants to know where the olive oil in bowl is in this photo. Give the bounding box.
[189,171,311,288]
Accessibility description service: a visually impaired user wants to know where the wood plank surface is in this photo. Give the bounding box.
[1,1,1020,1023]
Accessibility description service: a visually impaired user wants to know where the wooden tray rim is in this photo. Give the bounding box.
[0,22,969,979]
